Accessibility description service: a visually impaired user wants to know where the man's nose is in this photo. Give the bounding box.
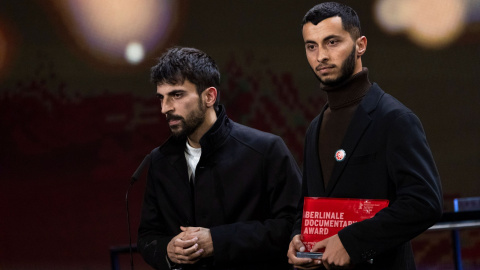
[317,49,328,63]
[161,99,173,114]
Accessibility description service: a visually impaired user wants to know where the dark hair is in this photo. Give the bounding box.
[151,46,221,110]
[302,2,361,39]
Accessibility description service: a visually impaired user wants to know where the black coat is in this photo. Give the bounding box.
[138,106,302,269]
[293,84,443,269]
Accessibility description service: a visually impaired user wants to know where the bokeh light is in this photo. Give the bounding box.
[374,0,469,49]
[125,41,145,64]
[48,0,183,65]
[0,17,16,81]
[0,26,7,73]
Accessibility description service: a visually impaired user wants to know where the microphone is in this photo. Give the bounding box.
[130,154,151,184]
[126,154,151,270]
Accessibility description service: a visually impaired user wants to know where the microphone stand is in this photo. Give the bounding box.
[126,154,151,270]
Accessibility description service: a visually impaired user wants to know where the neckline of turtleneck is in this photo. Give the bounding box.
[321,67,372,110]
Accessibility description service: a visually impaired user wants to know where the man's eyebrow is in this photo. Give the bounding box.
[167,89,186,95]
[156,89,186,98]
[323,34,342,41]
[304,34,342,44]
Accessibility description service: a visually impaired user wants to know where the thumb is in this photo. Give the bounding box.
[181,226,201,233]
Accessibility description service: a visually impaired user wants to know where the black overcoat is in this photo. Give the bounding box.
[293,84,443,269]
[139,106,302,269]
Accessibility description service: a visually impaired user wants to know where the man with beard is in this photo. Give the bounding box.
[137,47,302,270]
[287,3,442,270]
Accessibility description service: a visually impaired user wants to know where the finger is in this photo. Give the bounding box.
[183,228,201,239]
[187,248,204,261]
[287,237,316,266]
[288,247,323,269]
[172,255,191,265]
[312,239,327,252]
[174,248,204,264]
[172,231,186,242]
[180,226,192,232]
[182,233,199,241]
[292,235,306,252]
[287,244,297,261]
[287,243,310,264]
[288,251,313,266]
[181,226,200,232]
[293,258,315,266]
[174,237,198,249]
[182,243,200,256]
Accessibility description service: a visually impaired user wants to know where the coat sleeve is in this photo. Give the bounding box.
[292,122,317,238]
[209,137,302,266]
[338,112,443,263]
[292,165,308,238]
[137,163,173,270]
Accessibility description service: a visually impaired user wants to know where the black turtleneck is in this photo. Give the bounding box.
[319,68,371,189]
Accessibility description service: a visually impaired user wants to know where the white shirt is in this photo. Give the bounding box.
[185,141,201,182]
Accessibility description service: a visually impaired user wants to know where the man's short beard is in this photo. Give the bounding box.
[170,97,207,138]
[319,45,357,87]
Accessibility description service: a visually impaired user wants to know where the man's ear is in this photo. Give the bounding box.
[203,87,217,108]
[356,36,367,57]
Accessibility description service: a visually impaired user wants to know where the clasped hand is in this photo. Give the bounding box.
[167,226,214,265]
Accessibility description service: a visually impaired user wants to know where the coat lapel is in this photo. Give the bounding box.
[306,111,327,196]
[162,138,195,222]
[169,152,190,189]
[326,84,384,195]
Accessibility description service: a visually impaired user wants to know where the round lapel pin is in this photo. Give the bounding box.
[335,149,346,162]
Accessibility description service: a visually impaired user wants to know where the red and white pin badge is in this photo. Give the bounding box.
[335,149,346,162]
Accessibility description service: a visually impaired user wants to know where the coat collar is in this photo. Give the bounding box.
[325,83,385,195]
[198,105,232,158]
[159,104,231,170]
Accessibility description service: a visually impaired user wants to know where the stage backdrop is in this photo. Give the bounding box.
[1,0,479,269]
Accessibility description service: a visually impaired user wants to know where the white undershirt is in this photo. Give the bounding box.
[185,141,202,181]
